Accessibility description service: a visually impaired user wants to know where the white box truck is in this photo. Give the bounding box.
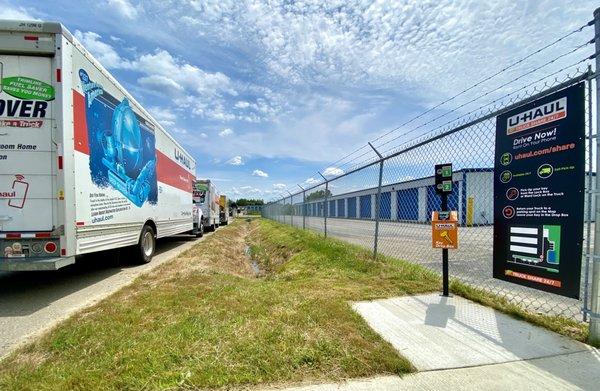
[192,180,220,231]
[0,20,196,270]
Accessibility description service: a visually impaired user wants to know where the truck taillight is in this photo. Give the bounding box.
[44,242,57,253]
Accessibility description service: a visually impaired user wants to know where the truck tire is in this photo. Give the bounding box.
[195,223,204,238]
[133,225,155,264]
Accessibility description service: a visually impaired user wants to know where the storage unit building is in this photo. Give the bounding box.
[289,168,597,225]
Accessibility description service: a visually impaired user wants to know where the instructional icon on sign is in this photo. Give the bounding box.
[501,152,513,166]
[435,163,453,194]
[502,206,515,219]
[506,187,519,201]
[537,164,554,179]
[500,170,512,183]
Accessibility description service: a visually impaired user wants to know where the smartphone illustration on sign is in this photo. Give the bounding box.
[8,175,29,209]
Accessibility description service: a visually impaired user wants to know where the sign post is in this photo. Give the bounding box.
[434,163,455,296]
[493,83,585,298]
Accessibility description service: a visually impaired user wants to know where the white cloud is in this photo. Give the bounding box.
[138,75,185,95]
[322,167,344,177]
[74,31,132,69]
[252,169,269,178]
[69,32,242,123]
[107,0,138,20]
[226,155,243,166]
[235,101,251,109]
[148,106,177,127]
[200,133,208,138]
[219,128,234,137]
[273,183,286,190]
[0,2,38,20]
[231,186,263,196]
[304,177,320,186]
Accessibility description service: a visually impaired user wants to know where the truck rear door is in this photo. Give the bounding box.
[0,54,56,232]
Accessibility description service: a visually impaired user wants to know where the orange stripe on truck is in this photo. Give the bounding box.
[73,90,90,155]
[156,150,193,193]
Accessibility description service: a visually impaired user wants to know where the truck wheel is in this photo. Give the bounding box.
[195,224,204,238]
[134,225,155,264]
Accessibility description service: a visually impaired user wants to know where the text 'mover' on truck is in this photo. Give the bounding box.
[0,20,197,270]
[193,179,220,232]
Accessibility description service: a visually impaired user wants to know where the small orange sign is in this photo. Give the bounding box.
[432,211,458,249]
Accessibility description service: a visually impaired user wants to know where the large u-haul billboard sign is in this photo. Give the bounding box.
[493,83,585,299]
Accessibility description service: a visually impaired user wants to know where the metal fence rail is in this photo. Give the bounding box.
[263,9,600,326]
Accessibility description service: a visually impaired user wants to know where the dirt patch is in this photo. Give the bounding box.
[158,220,257,280]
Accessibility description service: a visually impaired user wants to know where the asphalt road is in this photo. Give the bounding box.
[281,215,590,320]
[0,233,206,359]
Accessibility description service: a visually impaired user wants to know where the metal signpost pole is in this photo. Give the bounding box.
[435,163,453,297]
[318,172,328,238]
[369,143,384,259]
[441,192,449,297]
[589,6,600,345]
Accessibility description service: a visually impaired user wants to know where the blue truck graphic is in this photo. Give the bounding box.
[79,69,157,207]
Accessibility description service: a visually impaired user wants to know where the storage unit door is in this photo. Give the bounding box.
[379,191,391,220]
[347,197,356,218]
[397,188,419,221]
[337,199,345,217]
[360,195,371,219]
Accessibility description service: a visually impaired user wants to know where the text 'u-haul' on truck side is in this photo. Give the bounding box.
[0,20,196,270]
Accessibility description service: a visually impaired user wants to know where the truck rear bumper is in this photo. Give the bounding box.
[0,256,76,271]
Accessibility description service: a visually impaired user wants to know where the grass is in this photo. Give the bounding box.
[0,218,591,390]
[451,281,590,344]
[0,218,440,390]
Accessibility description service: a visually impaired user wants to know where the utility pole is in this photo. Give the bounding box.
[589,6,600,345]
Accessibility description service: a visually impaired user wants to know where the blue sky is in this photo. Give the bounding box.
[1,0,596,200]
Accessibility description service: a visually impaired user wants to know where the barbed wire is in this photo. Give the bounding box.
[313,19,594,180]
[374,40,595,153]
[272,19,596,203]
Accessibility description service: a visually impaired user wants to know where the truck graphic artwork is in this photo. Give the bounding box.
[508,225,561,273]
[79,69,157,207]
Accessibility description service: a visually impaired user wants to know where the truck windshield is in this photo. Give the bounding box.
[193,190,206,204]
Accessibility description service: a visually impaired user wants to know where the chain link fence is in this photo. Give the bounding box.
[263,15,599,322]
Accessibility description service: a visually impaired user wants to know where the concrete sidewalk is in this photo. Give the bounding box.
[270,294,600,390]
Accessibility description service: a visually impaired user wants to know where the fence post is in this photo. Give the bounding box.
[318,172,328,238]
[369,142,384,259]
[288,192,294,227]
[590,6,600,345]
[299,185,306,230]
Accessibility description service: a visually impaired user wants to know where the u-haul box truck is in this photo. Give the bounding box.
[0,20,196,270]
[192,179,220,231]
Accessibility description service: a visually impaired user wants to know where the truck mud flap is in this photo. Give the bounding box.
[0,256,76,271]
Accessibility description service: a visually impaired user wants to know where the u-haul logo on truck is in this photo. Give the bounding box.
[174,148,191,169]
[507,97,566,135]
